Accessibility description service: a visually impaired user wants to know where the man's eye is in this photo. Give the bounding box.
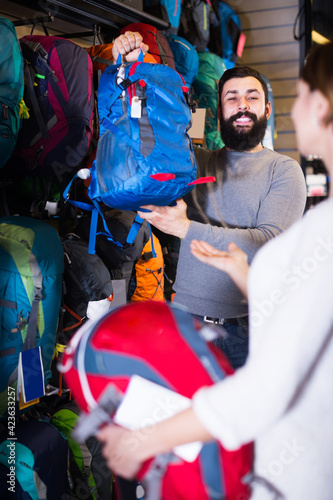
[248,97,258,100]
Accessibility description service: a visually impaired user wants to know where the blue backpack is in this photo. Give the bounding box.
[64,53,215,254]
[64,54,207,253]
[166,33,199,88]
[143,0,182,33]
[0,17,27,169]
[0,216,64,419]
[209,0,244,69]
[91,53,198,210]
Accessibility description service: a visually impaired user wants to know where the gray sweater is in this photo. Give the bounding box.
[173,147,307,318]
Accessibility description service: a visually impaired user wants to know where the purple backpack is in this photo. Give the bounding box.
[13,35,95,177]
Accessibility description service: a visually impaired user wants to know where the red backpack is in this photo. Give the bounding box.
[60,301,253,500]
[120,23,175,69]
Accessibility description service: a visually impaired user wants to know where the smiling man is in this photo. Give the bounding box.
[111,32,307,369]
[219,69,271,153]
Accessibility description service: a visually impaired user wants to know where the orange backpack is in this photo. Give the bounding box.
[131,232,165,302]
[86,43,158,73]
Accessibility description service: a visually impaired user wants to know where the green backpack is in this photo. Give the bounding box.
[50,402,114,500]
[192,51,227,151]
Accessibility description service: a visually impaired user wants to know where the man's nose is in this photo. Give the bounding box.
[238,96,250,110]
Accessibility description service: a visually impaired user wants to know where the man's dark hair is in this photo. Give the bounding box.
[218,66,269,107]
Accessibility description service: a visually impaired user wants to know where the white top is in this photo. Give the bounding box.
[193,198,333,499]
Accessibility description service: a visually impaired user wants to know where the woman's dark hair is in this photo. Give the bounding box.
[218,66,269,108]
[302,42,333,125]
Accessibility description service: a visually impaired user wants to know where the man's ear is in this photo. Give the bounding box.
[265,101,272,121]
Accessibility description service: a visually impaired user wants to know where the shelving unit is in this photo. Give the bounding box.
[1,0,168,43]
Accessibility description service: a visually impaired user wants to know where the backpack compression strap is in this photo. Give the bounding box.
[63,170,148,255]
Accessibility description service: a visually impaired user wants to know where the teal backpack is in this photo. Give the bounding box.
[0,216,64,419]
[192,51,227,151]
[0,419,70,500]
[0,17,26,168]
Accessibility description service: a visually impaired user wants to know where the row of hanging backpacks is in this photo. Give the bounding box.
[142,0,245,68]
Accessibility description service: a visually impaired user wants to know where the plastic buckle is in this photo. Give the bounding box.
[203,316,225,325]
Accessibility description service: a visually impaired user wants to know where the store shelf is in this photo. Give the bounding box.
[6,0,169,39]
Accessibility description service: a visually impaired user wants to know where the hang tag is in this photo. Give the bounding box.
[110,279,127,308]
[131,96,142,118]
[18,347,45,406]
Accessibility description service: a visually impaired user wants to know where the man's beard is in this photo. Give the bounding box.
[220,111,268,152]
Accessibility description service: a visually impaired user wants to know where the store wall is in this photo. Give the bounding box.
[233,0,301,164]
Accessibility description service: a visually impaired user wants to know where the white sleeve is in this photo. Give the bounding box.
[192,217,333,449]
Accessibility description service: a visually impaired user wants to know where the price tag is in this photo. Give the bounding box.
[131,96,142,118]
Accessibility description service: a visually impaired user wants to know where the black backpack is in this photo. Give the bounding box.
[61,234,114,340]
[76,208,150,299]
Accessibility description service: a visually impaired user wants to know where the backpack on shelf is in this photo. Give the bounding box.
[75,208,150,298]
[130,232,165,302]
[12,35,95,178]
[0,216,64,420]
[192,51,227,150]
[178,0,212,52]
[209,0,245,69]
[61,234,114,338]
[166,33,199,88]
[0,419,70,500]
[50,401,114,500]
[120,23,176,68]
[60,301,253,500]
[143,0,182,34]
[0,17,27,169]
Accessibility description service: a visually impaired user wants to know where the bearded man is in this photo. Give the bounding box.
[112,34,307,369]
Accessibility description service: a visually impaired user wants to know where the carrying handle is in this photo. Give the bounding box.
[116,49,145,65]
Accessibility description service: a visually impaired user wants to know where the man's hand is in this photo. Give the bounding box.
[112,31,149,63]
[138,199,190,239]
[190,240,249,299]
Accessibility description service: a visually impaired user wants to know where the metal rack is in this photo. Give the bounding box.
[10,0,169,37]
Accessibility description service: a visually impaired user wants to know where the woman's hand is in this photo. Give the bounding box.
[190,240,249,298]
[97,425,145,479]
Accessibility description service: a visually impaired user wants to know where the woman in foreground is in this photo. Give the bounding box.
[97,42,333,499]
